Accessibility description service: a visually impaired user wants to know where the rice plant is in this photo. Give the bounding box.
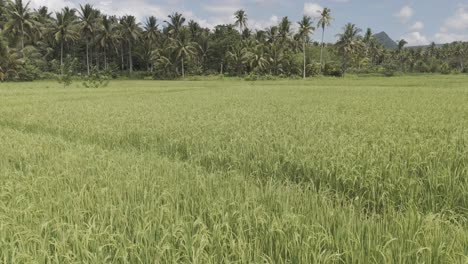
[0,75,467,263]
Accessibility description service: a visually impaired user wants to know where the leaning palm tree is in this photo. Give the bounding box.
[121,15,141,73]
[3,0,36,56]
[170,29,196,78]
[336,23,362,76]
[297,15,314,79]
[317,7,332,68]
[53,7,78,72]
[234,9,247,33]
[78,4,98,75]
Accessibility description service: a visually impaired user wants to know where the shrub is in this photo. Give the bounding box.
[57,56,78,88]
[323,62,342,77]
[82,67,110,88]
[440,63,451,75]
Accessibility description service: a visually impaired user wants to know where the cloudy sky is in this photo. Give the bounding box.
[29,0,468,45]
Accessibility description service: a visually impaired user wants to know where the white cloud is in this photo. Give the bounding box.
[443,6,468,31]
[434,32,468,44]
[304,3,323,18]
[402,31,429,46]
[433,6,468,43]
[410,21,424,31]
[395,6,413,23]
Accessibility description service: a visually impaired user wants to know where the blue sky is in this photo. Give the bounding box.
[30,0,468,45]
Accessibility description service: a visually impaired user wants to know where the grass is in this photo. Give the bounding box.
[0,75,467,263]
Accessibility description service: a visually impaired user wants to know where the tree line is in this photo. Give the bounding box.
[0,0,467,81]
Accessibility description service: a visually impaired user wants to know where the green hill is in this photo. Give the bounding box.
[374,31,398,49]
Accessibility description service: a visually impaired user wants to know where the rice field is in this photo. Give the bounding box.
[0,75,467,263]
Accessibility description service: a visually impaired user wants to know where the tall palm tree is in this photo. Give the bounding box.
[121,15,140,73]
[336,23,362,76]
[234,9,247,33]
[165,12,185,39]
[78,4,98,75]
[53,7,78,73]
[144,16,159,71]
[317,7,332,68]
[297,15,314,79]
[278,16,291,43]
[144,16,159,44]
[4,0,36,56]
[171,29,196,78]
[397,39,407,71]
[363,28,373,57]
[97,15,119,70]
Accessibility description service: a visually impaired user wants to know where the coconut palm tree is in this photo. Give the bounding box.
[144,16,159,44]
[97,15,119,70]
[336,23,362,75]
[121,15,140,73]
[170,29,196,78]
[297,15,314,79]
[317,7,332,68]
[78,4,98,75]
[397,39,407,71]
[227,44,248,75]
[3,0,36,56]
[53,7,78,72]
[165,12,185,39]
[234,9,247,33]
[278,16,291,43]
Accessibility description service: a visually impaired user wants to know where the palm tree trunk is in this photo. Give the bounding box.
[181,57,185,78]
[86,40,90,75]
[129,41,133,73]
[303,41,306,79]
[20,21,25,57]
[60,40,64,75]
[320,27,325,70]
[120,43,124,71]
[104,49,107,70]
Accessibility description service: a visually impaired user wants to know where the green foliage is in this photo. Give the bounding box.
[57,56,77,87]
[82,67,110,88]
[440,62,451,75]
[323,62,342,77]
[306,62,322,76]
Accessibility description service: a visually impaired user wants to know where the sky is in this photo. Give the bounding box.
[29,0,468,45]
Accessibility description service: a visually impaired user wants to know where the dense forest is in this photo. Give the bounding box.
[0,0,467,81]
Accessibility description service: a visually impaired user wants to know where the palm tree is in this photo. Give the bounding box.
[227,45,248,75]
[234,9,247,33]
[363,28,373,57]
[78,4,98,75]
[171,29,196,78]
[121,15,140,73]
[297,15,314,79]
[278,16,291,43]
[144,16,159,44]
[53,7,78,72]
[165,12,185,39]
[336,23,362,75]
[143,16,159,71]
[4,0,36,56]
[317,7,332,69]
[397,39,407,71]
[97,15,119,70]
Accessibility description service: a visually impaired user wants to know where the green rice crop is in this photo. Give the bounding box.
[0,75,467,263]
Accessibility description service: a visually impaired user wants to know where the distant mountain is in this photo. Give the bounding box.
[373,31,398,49]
